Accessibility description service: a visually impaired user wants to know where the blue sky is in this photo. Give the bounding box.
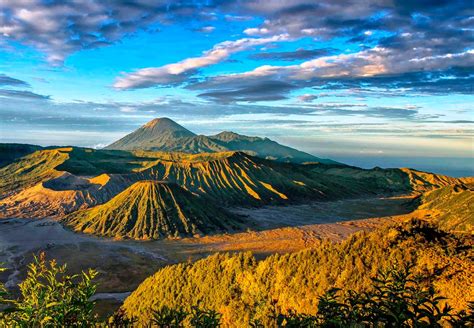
[0,0,472,175]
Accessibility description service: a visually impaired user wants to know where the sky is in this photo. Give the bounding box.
[0,0,473,176]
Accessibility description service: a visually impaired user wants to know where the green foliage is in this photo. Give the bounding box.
[107,308,138,327]
[418,184,474,233]
[0,267,7,304]
[151,306,188,327]
[118,263,472,327]
[0,143,42,168]
[449,302,474,327]
[0,221,473,327]
[0,252,98,327]
[188,307,221,328]
[314,265,454,327]
[0,148,69,196]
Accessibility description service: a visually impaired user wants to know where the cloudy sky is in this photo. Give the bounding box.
[0,0,472,175]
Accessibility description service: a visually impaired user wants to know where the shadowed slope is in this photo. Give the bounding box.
[0,143,43,168]
[105,118,199,151]
[209,131,335,164]
[62,181,241,239]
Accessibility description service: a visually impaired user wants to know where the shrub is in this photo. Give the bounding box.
[0,252,98,327]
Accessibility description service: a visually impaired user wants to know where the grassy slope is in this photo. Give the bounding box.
[0,147,410,206]
[3,146,459,203]
[416,183,474,233]
[122,220,474,326]
[0,148,70,198]
[209,131,335,164]
[62,181,241,239]
[2,146,469,238]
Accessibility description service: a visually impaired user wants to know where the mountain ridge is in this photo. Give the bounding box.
[104,118,335,164]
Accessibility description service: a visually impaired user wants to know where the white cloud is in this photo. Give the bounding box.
[195,26,216,33]
[244,27,270,36]
[202,47,474,84]
[120,106,137,113]
[113,34,290,89]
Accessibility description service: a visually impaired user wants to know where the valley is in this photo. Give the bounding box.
[2,2,472,324]
[0,118,472,324]
[0,194,413,316]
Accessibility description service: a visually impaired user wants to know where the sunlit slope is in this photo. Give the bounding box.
[122,220,473,325]
[139,151,422,205]
[1,146,468,220]
[0,172,132,218]
[414,183,474,233]
[0,148,70,198]
[62,181,241,239]
[309,165,462,193]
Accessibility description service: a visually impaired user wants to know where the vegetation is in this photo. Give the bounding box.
[123,220,473,326]
[2,140,467,226]
[0,148,69,197]
[416,184,474,233]
[0,143,42,168]
[62,181,242,239]
[0,220,472,327]
[0,252,98,327]
[137,265,473,327]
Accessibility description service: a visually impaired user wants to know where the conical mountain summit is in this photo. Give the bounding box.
[105,117,336,164]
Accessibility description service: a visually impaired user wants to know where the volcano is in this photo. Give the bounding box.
[105,117,336,164]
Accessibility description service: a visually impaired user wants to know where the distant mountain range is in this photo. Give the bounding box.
[105,118,336,164]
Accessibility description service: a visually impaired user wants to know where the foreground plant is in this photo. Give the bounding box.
[278,264,471,327]
[0,252,98,327]
[149,305,221,328]
[0,238,472,327]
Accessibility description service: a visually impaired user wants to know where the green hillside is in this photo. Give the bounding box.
[62,181,241,239]
[122,219,474,326]
[209,131,330,163]
[0,148,70,198]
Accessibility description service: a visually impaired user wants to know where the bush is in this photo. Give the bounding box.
[148,305,221,327]
[0,252,98,327]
